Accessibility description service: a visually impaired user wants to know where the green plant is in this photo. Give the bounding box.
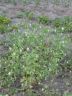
[10,25,18,32]
[0,16,11,33]
[0,16,11,24]
[16,11,28,18]
[63,16,72,25]
[0,19,70,95]
[56,22,72,33]
[0,28,68,94]
[0,94,8,96]
[26,11,34,20]
[52,18,63,27]
[17,11,34,20]
[0,16,19,33]
[0,24,7,33]
[64,22,72,32]
[38,15,49,25]
[35,0,40,5]
[64,93,72,96]
[52,16,72,33]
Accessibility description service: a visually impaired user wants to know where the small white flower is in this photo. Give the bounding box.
[44,65,46,68]
[29,23,32,27]
[25,32,28,36]
[13,44,15,46]
[40,26,42,28]
[70,71,71,73]
[20,49,22,52]
[38,82,41,85]
[8,72,12,76]
[45,77,47,80]
[41,40,42,42]
[42,88,44,91]
[62,27,64,30]
[36,54,39,58]
[12,52,16,56]
[49,68,51,72]
[9,47,12,51]
[27,47,30,51]
[5,94,9,96]
[67,61,69,64]
[23,65,24,68]
[62,41,65,44]
[5,61,7,64]
[29,85,33,88]
[48,29,49,32]
[64,53,66,56]
[54,29,56,32]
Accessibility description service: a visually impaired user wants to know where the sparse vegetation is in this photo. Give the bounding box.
[17,11,34,20]
[52,18,63,27]
[0,21,69,95]
[0,16,18,33]
[0,0,72,96]
[38,15,49,25]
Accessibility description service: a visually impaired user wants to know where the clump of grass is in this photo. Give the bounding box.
[35,0,40,5]
[17,11,34,20]
[0,16,19,33]
[52,18,63,28]
[0,24,7,33]
[0,15,70,95]
[52,16,72,27]
[0,16,11,33]
[64,22,72,32]
[26,11,34,20]
[63,16,72,25]
[10,25,18,32]
[38,15,50,25]
[16,12,25,18]
[64,92,72,96]
[0,16,11,24]
[0,22,68,95]
[52,16,72,33]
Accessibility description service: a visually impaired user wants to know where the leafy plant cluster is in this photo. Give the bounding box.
[0,16,18,33]
[0,16,11,33]
[52,16,72,32]
[17,11,35,21]
[0,20,68,95]
[17,11,50,25]
[37,15,72,33]
[38,15,50,25]
[17,11,72,33]
[0,15,71,96]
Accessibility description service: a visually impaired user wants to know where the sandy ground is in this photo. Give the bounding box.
[0,1,72,19]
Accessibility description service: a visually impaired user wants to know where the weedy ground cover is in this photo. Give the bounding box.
[0,1,72,96]
[0,16,71,96]
[0,16,18,34]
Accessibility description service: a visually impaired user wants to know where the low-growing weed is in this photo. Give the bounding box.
[0,16,18,33]
[52,16,72,33]
[64,22,72,32]
[38,15,50,25]
[64,93,72,96]
[0,16,71,95]
[52,18,63,28]
[17,11,34,20]
[0,25,68,95]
